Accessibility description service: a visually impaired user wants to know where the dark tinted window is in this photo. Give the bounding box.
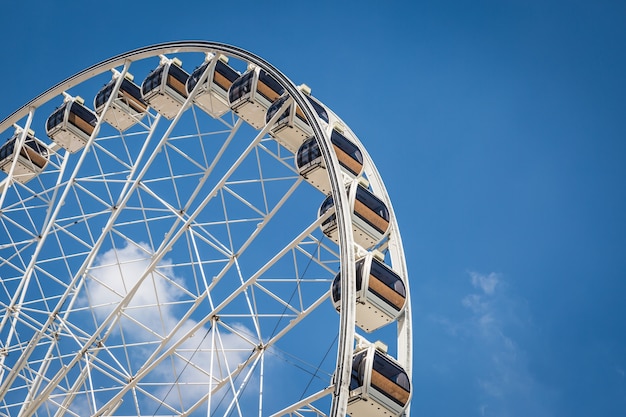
[297,134,361,175]
[371,259,405,297]
[331,130,363,165]
[0,135,47,163]
[229,70,255,103]
[306,96,329,123]
[356,258,365,289]
[331,260,365,303]
[355,186,389,222]
[319,194,334,215]
[372,351,410,404]
[47,106,67,131]
[189,62,213,92]
[266,94,291,124]
[319,194,336,228]
[97,78,144,110]
[95,81,115,109]
[216,60,239,83]
[331,273,341,303]
[350,351,368,390]
[70,102,97,126]
[168,63,189,84]
[120,78,144,102]
[257,70,284,101]
[0,137,15,160]
[24,137,47,155]
[142,66,164,95]
[296,137,322,168]
[187,62,209,92]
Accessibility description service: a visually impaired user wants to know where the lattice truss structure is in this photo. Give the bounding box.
[0,43,411,417]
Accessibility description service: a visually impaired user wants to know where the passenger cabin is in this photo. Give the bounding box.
[331,252,406,332]
[297,127,364,194]
[141,56,189,119]
[94,72,148,131]
[228,66,284,129]
[46,95,99,153]
[265,89,329,153]
[318,182,390,249]
[348,345,411,417]
[265,94,309,152]
[187,54,239,118]
[0,128,49,184]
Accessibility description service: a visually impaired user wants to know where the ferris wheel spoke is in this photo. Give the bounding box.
[118,104,300,296]
[0,77,127,350]
[212,325,254,417]
[232,257,263,341]
[138,117,271,256]
[173,331,263,417]
[0,43,411,417]
[80,215,329,415]
[0,120,176,404]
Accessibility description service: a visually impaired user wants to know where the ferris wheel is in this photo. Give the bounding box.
[0,42,412,417]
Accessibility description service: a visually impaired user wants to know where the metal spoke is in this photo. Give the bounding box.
[0,42,410,417]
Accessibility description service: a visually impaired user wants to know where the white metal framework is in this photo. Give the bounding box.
[0,42,412,417]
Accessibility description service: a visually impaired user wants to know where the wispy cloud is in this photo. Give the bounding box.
[469,271,499,295]
[430,271,553,417]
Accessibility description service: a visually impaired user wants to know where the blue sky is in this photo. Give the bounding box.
[1,1,625,416]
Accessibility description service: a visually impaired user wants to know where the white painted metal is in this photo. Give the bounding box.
[95,68,148,131]
[190,53,237,119]
[0,42,411,417]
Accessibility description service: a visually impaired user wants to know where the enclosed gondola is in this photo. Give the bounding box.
[348,344,411,417]
[94,71,148,131]
[186,54,239,118]
[46,94,99,153]
[265,87,330,153]
[331,252,406,332]
[141,56,189,119]
[319,181,390,249]
[228,65,284,129]
[298,127,364,194]
[0,127,49,184]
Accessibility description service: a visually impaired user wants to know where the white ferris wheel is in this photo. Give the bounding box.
[0,41,412,417]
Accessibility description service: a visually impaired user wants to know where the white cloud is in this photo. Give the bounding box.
[431,271,553,417]
[461,293,487,314]
[82,242,256,411]
[469,271,499,295]
[465,272,551,416]
[85,242,183,334]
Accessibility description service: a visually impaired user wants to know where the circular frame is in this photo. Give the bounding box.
[0,41,412,417]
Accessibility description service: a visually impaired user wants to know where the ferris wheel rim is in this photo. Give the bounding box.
[0,41,411,417]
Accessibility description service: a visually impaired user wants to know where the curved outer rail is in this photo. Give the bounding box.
[322,107,413,383]
[0,41,411,417]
